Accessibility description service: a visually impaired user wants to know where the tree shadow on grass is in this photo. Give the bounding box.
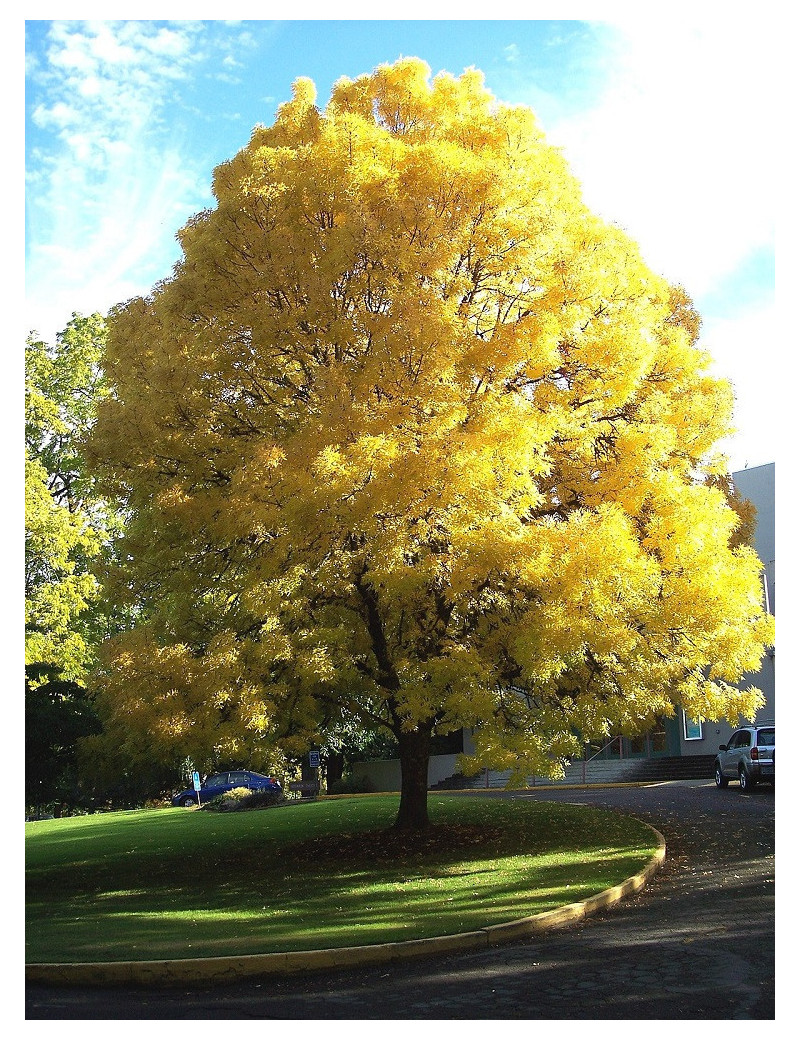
[26,798,659,963]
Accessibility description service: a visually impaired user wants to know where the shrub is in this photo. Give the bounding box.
[327,775,375,795]
[202,787,285,812]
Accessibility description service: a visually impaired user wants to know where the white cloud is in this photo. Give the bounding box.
[25,21,210,341]
[547,19,775,299]
[32,100,78,130]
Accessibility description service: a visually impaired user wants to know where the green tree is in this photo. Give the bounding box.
[25,313,114,681]
[89,59,773,829]
[25,665,102,812]
[25,314,122,807]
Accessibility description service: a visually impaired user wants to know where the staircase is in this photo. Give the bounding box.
[430,754,716,790]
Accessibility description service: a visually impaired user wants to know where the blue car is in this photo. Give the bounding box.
[172,769,282,807]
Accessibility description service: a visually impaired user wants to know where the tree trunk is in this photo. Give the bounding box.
[394,726,431,829]
[326,752,344,785]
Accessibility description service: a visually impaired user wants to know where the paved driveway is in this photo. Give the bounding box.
[25,780,775,1020]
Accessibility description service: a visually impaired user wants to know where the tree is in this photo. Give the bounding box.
[88,59,773,829]
[25,314,120,808]
[25,665,101,812]
[25,313,111,682]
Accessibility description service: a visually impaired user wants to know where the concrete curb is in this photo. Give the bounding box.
[26,824,666,988]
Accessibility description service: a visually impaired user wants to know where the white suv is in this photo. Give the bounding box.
[714,724,775,791]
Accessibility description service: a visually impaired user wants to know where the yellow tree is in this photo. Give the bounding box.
[89,59,773,827]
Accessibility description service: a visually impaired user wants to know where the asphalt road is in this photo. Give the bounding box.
[25,780,776,1020]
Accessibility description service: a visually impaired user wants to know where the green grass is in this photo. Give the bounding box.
[26,795,658,963]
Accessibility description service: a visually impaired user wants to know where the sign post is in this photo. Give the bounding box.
[308,750,320,797]
[192,770,202,808]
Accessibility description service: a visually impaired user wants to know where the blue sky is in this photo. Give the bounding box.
[24,12,778,471]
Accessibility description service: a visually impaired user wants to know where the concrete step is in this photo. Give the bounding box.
[430,755,717,790]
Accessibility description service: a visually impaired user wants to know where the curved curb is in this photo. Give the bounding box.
[26,823,665,987]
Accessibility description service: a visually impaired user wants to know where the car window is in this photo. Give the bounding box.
[230,772,249,785]
[206,773,226,786]
[757,729,775,746]
[736,732,751,748]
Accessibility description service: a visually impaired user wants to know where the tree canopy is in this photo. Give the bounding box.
[88,59,773,826]
[25,314,118,809]
[25,313,113,684]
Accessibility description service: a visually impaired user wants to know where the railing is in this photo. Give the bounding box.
[580,735,623,784]
[476,734,625,789]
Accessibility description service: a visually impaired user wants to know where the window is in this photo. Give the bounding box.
[683,714,703,741]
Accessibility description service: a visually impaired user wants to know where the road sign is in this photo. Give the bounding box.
[309,751,320,769]
[192,771,201,791]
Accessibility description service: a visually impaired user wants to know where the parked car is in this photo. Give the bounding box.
[171,770,282,807]
[714,724,775,791]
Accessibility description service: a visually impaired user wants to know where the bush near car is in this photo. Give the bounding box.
[202,786,285,812]
[326,775,376,795]
[171,769,282,807]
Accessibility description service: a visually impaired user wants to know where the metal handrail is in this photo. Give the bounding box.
[479,734,624,789]
[579,735,623,784]
[585,735,623,763]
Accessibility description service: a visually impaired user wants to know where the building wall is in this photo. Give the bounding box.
[349,752,458,793]
[679,462,775,756]
[350,731,477,792]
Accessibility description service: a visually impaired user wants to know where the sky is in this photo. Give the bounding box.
[23,9,780,472]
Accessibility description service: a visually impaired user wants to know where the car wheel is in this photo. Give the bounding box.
[738,766,753,792]
[182,795,196,808]
[714,764,729,788]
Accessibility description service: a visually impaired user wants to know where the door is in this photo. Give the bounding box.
[201,772,231,802]
[720,731,745,778]
[626,719,671,758]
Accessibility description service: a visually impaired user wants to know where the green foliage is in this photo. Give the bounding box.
[326,774,376,794]
[75,733,183,810]
[25,665,103,810]
[25,313,120,684]
[323,721,399,763]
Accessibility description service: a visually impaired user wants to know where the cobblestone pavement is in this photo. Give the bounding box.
[25,781,776,1020]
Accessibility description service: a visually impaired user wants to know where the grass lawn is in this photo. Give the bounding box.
[26,795,659,963]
